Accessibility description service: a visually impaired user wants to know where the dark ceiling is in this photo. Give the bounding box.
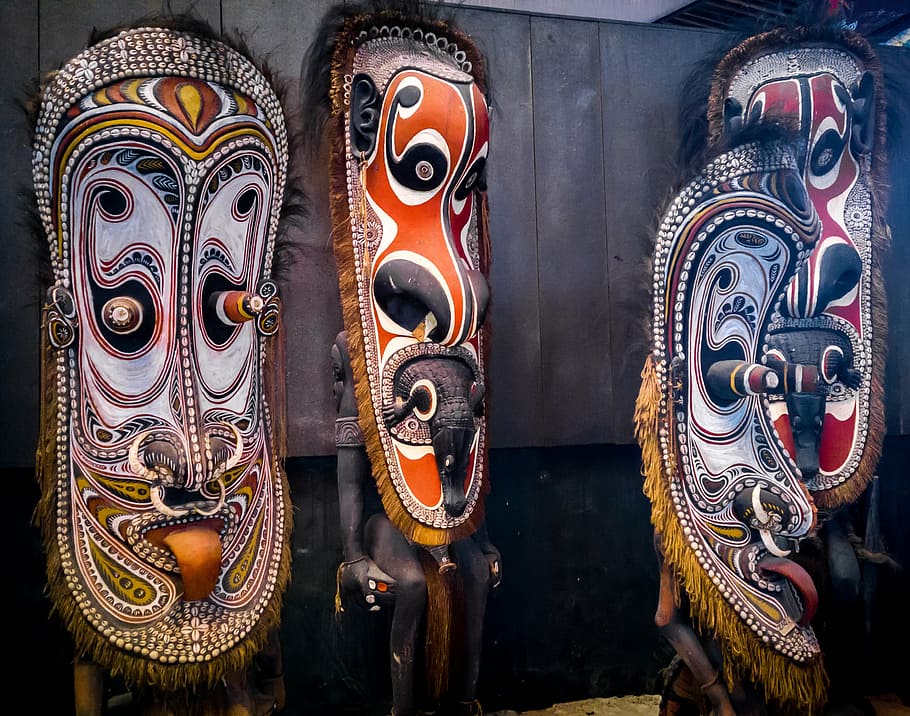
[656,0,910,44]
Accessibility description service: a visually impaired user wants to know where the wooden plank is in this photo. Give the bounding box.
[448,7,544,448]
[531,15,611,446]
[38,0,221,73]
[879,46,910,436]
[221,0,346,457]
[599,22,732,443]
[0,0,40,468]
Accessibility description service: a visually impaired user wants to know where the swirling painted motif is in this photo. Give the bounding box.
[32,27,291,686]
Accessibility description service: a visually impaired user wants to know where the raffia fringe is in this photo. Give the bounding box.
[420,551,453,701]
[33,323,293,694]
[327,19,489,548]
[635,354,828,713]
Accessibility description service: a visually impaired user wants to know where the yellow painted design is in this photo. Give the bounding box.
[730,363,744,396]
[88,540,157,606]
[122,79,144,104]
[91,474,152,502]
[176,82,203,132]
[96,505,129,528]
[223,509,264,594]
[705,522,748,541]
[742,589,784,622]
[217,460,258,492]
[92,89,113,106]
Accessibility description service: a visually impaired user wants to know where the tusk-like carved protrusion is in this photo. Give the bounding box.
[150,483,190,518]
[221,423,244,474]
[751,484,771,526]
[760,528,791,558]
[195,478,226,517]
[129,431,158,481]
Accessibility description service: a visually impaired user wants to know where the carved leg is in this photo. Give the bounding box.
[445,537,493,715]
[73,655,105,716]
[366,515,426,716]
[653,537,736,716]
[822,511,869,715]
[256,628,286,712]
[223,665,278,716]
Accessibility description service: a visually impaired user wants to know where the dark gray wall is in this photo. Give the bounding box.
[4,2,910,714]
[3,2,909,467]
[11,438,910,714]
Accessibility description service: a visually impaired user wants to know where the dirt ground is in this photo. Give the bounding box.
[488,694,661,716]
[488,693,910,716]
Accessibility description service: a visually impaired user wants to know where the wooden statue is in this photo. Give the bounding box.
[303,4,502,714]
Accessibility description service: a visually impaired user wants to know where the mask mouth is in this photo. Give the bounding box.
[372,255,490,345]
[139,517,227,601]
[731,484,818,627]
[373,258,452,342]
[125,505,236,575]
[758,552,818,627]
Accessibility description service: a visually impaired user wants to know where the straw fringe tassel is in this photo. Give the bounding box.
[33,321,293,695]
[421,552,454,701]
[635,354,828,714]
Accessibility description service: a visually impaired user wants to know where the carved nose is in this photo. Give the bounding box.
[466,268,490,330]
[444,489,468,518]
[784,240,861,317]
[373,258,489,345]
[141,439,187,486]
[785,392,826,480]
[432,427,473,518]
[374,259,452,341]
[815,241,861,310]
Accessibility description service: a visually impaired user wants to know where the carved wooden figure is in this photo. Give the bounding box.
[31,18,298,715]
[303,4,501,714]
[637,9,895,713]
[636,134,829,715]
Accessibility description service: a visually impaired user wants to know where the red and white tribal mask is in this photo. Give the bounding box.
[718,45,882,506]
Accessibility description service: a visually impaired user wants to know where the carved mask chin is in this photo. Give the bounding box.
[328,16,492,544]
[710,32,887,509]
[637,139,828,708]
[33,27,290,686]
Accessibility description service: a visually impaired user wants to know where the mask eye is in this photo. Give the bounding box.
[92,282,155,353]
[101,296,144,334]
[454,157,487,202]
[416,160,434,181]
[234,187,258,216]
[389,142,448,192]
[93,185,131,221]
[810,128,845,177]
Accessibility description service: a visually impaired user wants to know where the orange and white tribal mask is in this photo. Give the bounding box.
[329,21,492,540]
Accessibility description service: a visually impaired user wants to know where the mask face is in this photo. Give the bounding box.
[330,21,491,542]
[33,27,290,685]
[716,43,884,508]
[645,140,824,676]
